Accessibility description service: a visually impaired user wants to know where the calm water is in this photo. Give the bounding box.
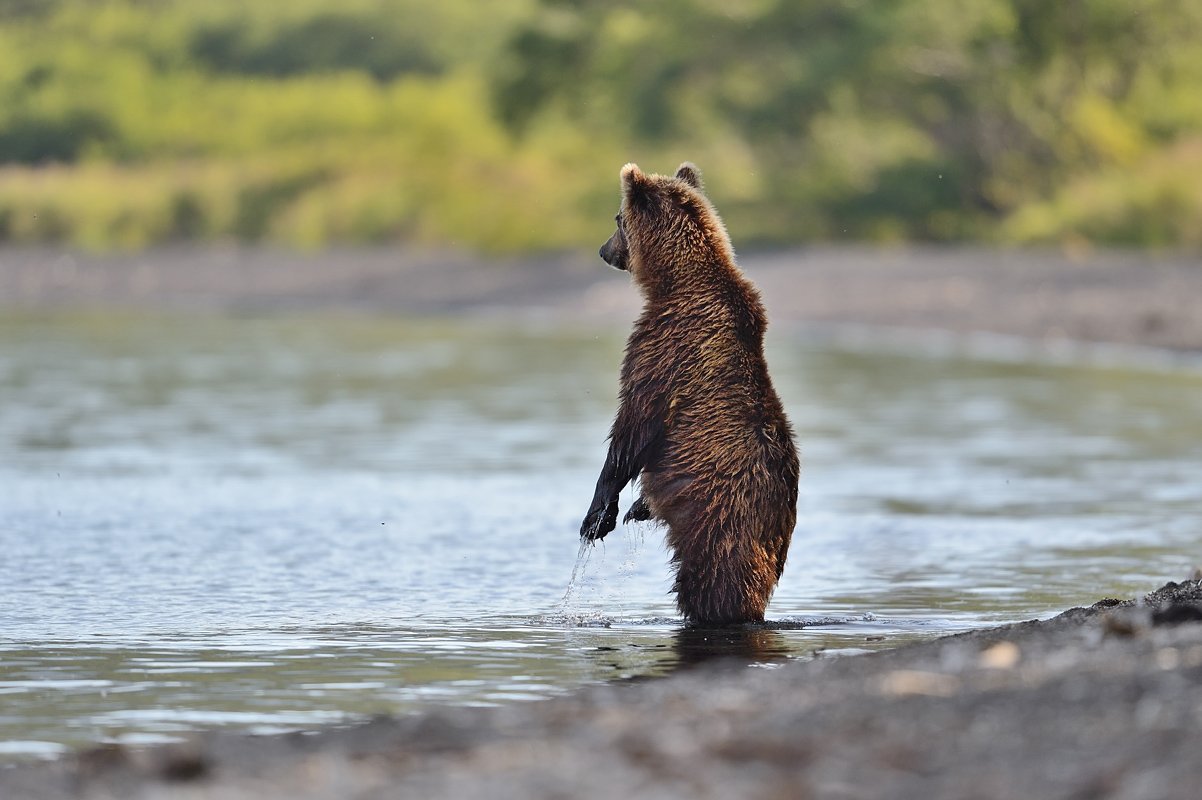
[2,313,1200,759]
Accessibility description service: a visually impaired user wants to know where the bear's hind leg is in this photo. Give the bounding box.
[671,532,777,625]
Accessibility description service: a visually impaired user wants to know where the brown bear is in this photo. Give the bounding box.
[580,162,800,625]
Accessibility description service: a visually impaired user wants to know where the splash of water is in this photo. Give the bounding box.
[543,490,654,627]
[566,537,594,597]
[617,522,646,578]
[535,539,613,627]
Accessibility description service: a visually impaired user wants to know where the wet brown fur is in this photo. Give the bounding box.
[581,162,800,625]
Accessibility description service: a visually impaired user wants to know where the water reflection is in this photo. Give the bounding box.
[669,627,790,670]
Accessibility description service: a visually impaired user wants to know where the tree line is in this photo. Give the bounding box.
[1,0,1199,251]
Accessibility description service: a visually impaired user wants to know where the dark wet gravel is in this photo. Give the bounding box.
[4,579,1201,799]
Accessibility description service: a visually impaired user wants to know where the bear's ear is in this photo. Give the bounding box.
[621,162,651,207]
[675,162,703,190]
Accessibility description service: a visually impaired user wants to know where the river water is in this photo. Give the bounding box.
[1,313,1200,759]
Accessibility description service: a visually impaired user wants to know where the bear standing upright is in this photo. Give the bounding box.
[580,162,800,625]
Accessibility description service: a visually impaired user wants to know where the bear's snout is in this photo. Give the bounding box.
[599,229,628,271]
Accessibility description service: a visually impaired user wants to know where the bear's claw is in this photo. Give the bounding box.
[580,497,619,542]
[623,496,652,524]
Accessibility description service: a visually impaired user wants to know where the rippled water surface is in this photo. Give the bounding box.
[2,313,1200,759]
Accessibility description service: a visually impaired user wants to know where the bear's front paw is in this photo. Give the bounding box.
[623,496,652,524]
[580,497,619,542]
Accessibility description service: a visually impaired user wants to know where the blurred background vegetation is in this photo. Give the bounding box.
[1,0,1201,253]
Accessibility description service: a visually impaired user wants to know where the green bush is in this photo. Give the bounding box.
[0,109,116,164]
[189,13,441,80]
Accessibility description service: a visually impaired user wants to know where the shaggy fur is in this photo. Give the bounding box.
[581,162,800,625]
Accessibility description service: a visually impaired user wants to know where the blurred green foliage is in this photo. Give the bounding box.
[1,0,1200,251]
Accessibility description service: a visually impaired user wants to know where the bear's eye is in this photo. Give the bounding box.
[614,214,622,228]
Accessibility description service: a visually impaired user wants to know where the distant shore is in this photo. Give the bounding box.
[2,244,1201,351]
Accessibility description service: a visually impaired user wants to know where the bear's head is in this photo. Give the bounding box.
[599,162,734,298]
